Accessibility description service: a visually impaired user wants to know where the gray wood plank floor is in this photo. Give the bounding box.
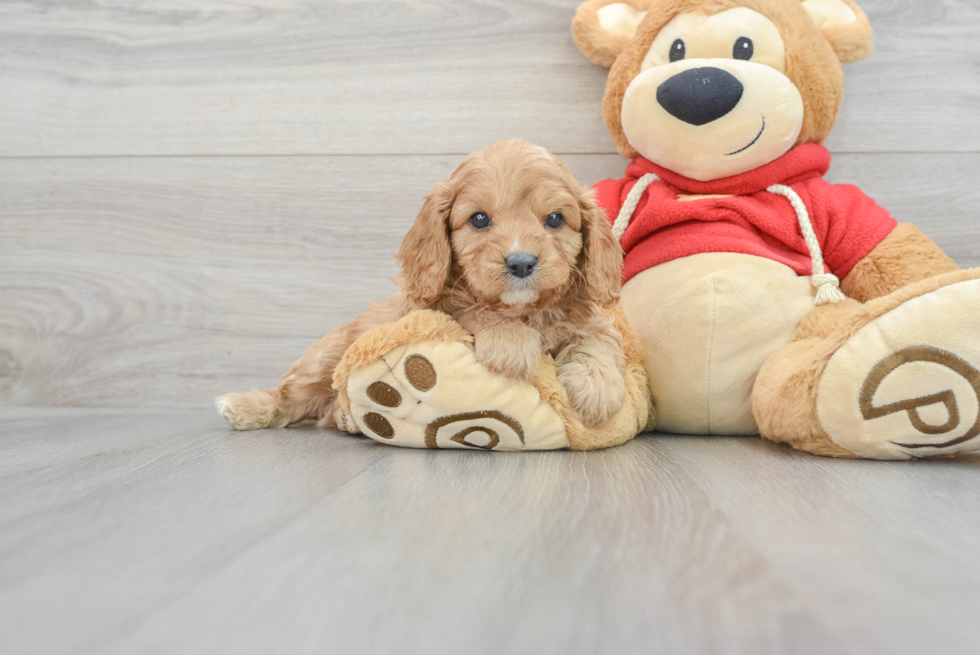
[3,408,980,655]
[3,1,980,652]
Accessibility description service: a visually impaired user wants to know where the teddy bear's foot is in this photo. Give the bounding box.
[332,310,570,451]
[345,341,571,450]
[755,270,980,460]
[331,309,655,451]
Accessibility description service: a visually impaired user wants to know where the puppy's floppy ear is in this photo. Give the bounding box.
[802,0,874,64]
[398,181,454,306]
[572,0,649,67]
[579,191,623,308]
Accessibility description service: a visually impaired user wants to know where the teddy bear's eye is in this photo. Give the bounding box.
[669,39,686,63]
[733,36,754,60]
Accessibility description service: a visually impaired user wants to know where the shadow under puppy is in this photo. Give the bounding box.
[219,139,628,431]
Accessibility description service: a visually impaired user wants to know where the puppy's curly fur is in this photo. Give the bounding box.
[218,139,627,430]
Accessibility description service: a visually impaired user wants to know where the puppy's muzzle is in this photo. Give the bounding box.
[505,252,538,279]
[657,67,744,126]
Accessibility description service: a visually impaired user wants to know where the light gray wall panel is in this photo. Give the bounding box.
[2,153,978,408]
[1,0,977,156]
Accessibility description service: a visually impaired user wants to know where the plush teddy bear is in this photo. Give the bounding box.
[569,0,980,459]
[330,0,980,460]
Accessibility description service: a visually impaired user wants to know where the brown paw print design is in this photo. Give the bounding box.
[859,346,980,450]
[344,341,569,451]
[817,275,980,459]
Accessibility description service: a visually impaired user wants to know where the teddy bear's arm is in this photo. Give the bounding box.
[840,223,959,303]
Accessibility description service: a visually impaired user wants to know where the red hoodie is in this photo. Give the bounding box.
[593,143,897,284]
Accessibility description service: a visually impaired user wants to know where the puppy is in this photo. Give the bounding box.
[218,139,627,430]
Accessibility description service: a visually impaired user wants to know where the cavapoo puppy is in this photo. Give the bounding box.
[218,139,627,430]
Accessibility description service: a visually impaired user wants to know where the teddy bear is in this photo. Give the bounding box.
[320,0,980,460]
[568,0,980,459]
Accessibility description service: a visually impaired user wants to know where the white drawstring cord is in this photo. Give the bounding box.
[766,184,846,305]
[611,173,659,241]
[611,174,846,306]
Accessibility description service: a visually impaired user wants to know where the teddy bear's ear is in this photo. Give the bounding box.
[572,0,649,67]
[802,0,874,64]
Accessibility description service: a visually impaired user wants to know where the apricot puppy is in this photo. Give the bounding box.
[218,139,627,430]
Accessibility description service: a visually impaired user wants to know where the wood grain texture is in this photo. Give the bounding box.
[1,0,978,157]
[3,153,979,409]
[1,409,978,655]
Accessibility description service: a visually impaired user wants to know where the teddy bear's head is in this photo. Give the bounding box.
[572,0,873,181]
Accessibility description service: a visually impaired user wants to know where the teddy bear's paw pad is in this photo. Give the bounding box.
[346,340,568,451]
[818,276,980,459]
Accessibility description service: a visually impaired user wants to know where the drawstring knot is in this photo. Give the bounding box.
[810,273,846,305]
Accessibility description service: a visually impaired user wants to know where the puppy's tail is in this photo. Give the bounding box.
[215,389,289,431]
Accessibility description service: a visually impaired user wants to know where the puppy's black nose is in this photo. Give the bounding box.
[505,252,538,279]
[657,67,744,126]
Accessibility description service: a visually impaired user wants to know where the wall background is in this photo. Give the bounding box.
[2,0,979,408]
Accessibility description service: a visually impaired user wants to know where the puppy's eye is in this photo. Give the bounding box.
[545,212,564,229]
[469,212,491,229]
[669,39,686,62]
[733,36,753,60]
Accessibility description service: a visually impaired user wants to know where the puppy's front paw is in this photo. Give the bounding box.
[316,403,360,434]
[474,323,542,383]
[558,361,627,428]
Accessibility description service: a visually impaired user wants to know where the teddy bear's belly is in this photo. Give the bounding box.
[621,253,816,435]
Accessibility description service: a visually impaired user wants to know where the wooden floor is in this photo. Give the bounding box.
[3,1,980,653]
[2,408,979,655]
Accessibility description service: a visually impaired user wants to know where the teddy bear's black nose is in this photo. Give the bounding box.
[657,67,744,126]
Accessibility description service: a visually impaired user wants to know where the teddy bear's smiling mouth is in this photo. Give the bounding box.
[725,117,766,156]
